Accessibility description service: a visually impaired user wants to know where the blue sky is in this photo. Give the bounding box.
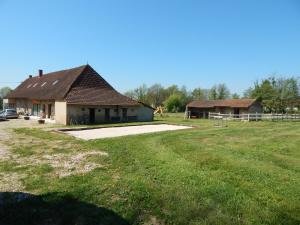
[0,0,299,94]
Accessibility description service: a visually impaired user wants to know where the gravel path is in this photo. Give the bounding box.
[65,124,192,140]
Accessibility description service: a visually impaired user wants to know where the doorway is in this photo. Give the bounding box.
[32,104,41,116]
[122,108,128,121]
[105,108,110,121]
[89,108,95,124]
[48,104,52,119]
[233,108,240,118]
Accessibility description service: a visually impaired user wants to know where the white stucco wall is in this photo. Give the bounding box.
[136,105,154,121]
[55,101,67,125]
[2,99,8,110]
[67,104,154,124]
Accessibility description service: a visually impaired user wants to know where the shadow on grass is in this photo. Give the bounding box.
[0,192,129,225]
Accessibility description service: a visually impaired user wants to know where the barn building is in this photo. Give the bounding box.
[4,65,154,125]
[186,99,262,118]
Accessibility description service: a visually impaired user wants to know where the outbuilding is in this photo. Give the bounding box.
[186,99,262,118]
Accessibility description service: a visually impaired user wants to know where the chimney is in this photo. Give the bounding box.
[39,69,43,77]
[29,75,32,78]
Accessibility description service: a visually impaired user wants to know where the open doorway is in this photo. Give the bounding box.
[48,104,52,118]
[89,108,95,124]
[122,108,128,121]
[105,108,110,121]
[233,108,240,117]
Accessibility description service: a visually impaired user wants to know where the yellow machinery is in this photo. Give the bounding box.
[154,106,165,117]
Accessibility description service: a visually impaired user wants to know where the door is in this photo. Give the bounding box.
[233,108,240,118]
[32,104,41,116]
[41,104,46,118]
[89,108,95,124]
[105,108,110,121]
[122,108,128,121]
[48,104,52,118]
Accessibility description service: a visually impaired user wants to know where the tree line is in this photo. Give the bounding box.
[124,76,300,113]
[1,76,299,113]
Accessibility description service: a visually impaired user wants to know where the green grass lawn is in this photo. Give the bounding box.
[0,115,299,225]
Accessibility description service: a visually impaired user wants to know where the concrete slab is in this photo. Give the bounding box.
[65,124,192,140]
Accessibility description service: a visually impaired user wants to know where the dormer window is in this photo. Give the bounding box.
[27,84,32,88]
[52,80,59,85]
[41,82,47,87]
[33,83,38,87]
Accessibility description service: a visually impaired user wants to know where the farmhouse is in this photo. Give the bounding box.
[4,65,154,125]
[186,99,262,118]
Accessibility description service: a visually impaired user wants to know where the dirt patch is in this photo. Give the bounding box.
[0,172,25,192]
[0,120,109,192]
[141,215,165,225]
[42,151,108,177]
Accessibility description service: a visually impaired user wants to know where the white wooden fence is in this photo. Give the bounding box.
[208,112,300,121]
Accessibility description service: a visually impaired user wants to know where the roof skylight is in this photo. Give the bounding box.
[27,84,32,88]
[41,82,47,87]
[33,83,38,87]
[52,80,59,85]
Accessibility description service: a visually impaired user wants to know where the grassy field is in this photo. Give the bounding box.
[0,114,299,225]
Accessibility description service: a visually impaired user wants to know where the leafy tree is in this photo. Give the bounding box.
[208,85,218,100]
[134,84,148,103]
[280,78,299,100]
[243,87,253,98]
[124,84,149,104]
[232,93,240,99]
[147,84,165,107]
[164,94,184,112]
[124,90,136,99]
[0,87,11,98]
[0,87,12,109]
[191,88,206,100]
[179,85,193,109]
[217,83,230,99]
[209,84,230,100]
[165,85,180,97]
[245,77,300,112]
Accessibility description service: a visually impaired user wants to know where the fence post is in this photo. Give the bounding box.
[248,114,250,121]
[271,113,273,121]
[256,112,258,121]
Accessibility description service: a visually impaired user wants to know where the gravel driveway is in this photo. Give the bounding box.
[65,124,192,140]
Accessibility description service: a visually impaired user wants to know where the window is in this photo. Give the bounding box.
[131,108,135,112]
[98,109,101,112]
[41,82,47,87]
[33,83,38,87]
[27,84,32,88]
[81,108,85,111]
[52,80,59,85]
[32,104,41,116]
[114,109,119,113]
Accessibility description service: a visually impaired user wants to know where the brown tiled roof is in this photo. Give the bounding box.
[65,65,139,106]
[187,99,258,108]
[7,64,141,107]
[6,65,86,100]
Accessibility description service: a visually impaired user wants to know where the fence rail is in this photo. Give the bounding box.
[208,112,300,121]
